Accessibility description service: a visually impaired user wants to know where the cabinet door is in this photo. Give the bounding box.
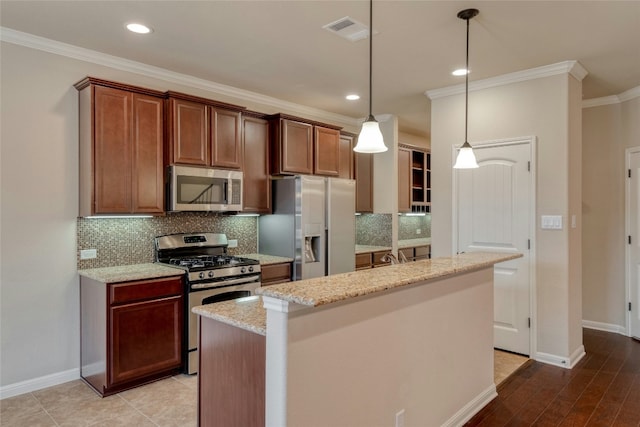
[170,98,208,166]
[280,119,313,174]
[110,295,183,385]
[355,152,373,213]
[314,126,340,176]
[338,134,354,179]
[242,116,271,213]
[398,147,411,213]
[94,86,132,213]
[261,263,292,286]
[211,107,242,169]
[131,94,164,213]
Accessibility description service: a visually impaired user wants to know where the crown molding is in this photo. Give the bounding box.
[425,60,587,100]
[582,85,640,109]
[0,27,360,129]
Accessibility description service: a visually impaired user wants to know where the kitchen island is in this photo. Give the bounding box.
[194,252,521,427]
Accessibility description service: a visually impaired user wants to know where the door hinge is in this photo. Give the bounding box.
[528,317,531,328]
[629,236,632,245]
[527,239,531,250]
[630,302,633,312]
[629,169,632,178]
[528,161,531,172]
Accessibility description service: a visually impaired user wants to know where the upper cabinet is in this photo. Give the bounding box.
[242,113,271,214]
[75,77,165,216]
[355,151,374,213]
[166,92,244,170]
[270,114,343,177]
[338,133,355,179]
[398,144,431,212]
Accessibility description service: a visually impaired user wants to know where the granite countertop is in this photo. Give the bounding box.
[193,295,266,336]
[238,253,294,265]
[355,244,391,255]
[78,263,185,283]
[398,238,431,248]
[256,252,522,307]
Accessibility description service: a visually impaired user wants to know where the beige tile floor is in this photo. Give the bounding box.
[1,351,528,426]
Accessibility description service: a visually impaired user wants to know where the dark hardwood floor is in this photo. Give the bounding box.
[466,328,640,426]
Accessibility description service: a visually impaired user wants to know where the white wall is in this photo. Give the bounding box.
[429,67,584,363]
[0,40,358,393]
[582,94,640,331]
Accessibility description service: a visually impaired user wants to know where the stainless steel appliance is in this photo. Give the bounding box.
[154,233,260,375]
[258,176,355,280]
[167,165,243,212]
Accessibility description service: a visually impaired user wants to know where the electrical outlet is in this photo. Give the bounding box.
[228,239,238,248]
[416,228,421,235]
[80,249,97,260]
[395,409,405,427]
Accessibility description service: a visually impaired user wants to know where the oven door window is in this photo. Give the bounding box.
[177,175,227,205]
[201,290,250,305]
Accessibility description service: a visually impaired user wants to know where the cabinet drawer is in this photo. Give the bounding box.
[399,248,414,261]
[372,250,391,267]
[355,253,372,270]
[110,277,183,305]
[414,245,431,259]
[261,263,292,286]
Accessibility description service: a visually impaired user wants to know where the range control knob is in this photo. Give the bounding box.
[248,266,254,273]
[208,271,214,278]
[198,272,205,279]
[240,267,246,274]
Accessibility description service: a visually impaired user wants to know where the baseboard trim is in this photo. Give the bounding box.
[582,319,627,335]
[0,368,79,400]
[534,345,586,369]
[441,384,497,427]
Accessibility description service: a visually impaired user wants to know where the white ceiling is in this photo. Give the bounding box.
[1,1,639,138]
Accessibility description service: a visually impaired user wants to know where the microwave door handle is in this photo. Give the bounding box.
[223,180,229,204]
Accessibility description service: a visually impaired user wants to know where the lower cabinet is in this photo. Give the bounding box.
[80,275,184,396]
[261,262,292,286]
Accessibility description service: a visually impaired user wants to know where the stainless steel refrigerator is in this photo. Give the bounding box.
[258,175,355,280]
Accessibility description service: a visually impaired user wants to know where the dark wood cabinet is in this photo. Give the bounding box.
[75,78,164,216]
[355,152,374,213]
[167,97,209,166]
[80,275,184,397]
[242,114,271,213]
[355,253,372,270]
[338,133,355,179]
[261,262,292,286]
[398,147,412,213]
[314,126,340,176]
[211,107,242,169]
[272,117,314,175]
[399,144,431,212]
[166,92,244,170]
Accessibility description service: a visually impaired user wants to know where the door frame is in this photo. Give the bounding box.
[451,135,538,356]
[624,146,640,337]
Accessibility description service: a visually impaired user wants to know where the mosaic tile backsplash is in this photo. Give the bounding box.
[77,213,257,269]
[356,213,431,246]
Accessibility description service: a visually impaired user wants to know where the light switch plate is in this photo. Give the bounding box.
[541,215,563,230]
[228,239,238,248]
[80,249,97,260]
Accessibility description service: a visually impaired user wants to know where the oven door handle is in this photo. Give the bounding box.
[191,274,261,289]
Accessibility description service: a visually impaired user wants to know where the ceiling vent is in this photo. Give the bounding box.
[323,16,369,42]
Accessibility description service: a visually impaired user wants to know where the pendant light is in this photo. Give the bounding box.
[453,8,479,169]
[353,0,388,153]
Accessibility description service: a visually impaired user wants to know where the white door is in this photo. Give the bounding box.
[627,149,640,339]
[455,139,533,355]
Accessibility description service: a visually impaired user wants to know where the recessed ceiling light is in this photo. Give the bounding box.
[126,23,152,34]
[346,94,360,100]
[452,68,469,76]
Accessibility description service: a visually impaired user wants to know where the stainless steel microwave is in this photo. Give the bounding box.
[167,165,243,212]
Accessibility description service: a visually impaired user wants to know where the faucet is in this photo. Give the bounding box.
[381,252,407,265]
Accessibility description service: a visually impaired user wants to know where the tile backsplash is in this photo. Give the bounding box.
[356,213,431,246]
[77,213,257,269]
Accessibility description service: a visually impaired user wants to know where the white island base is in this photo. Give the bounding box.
[264,268,495,427]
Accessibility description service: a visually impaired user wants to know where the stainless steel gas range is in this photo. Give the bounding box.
[154,233,261,375]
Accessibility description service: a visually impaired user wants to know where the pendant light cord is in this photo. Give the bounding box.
[464,16,469,144]
[368,0,373,119]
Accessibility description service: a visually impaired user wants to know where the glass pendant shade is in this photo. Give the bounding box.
[453,141,479,169]
[354,116,387,153]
